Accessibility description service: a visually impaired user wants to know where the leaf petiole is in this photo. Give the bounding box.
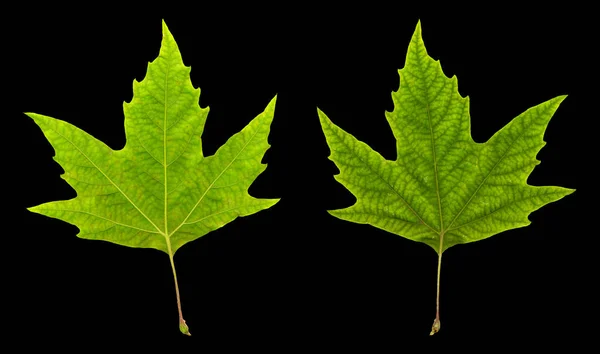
[167,243,190,336]
[430,239,443,336]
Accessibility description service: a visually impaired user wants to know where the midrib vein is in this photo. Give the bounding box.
[425,103,446,259]
[164,63,170,240]
[426,104,444,232]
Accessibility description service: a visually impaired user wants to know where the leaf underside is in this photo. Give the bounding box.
[26,20,279,255]
[318,21,574,254]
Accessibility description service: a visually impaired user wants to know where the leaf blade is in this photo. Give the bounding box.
[320,21,574,251]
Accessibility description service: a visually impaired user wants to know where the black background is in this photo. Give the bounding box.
[7,6,589,350]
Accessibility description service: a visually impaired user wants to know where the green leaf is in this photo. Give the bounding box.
[317,21,574,335]
[26,20,279,336]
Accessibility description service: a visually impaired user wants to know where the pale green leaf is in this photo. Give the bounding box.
[26,20,279,335]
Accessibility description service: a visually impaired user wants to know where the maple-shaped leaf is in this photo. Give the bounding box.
[317,21,574,335]
[26,20,279,336]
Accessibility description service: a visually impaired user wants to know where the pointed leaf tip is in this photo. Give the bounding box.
[161,19,174,42]
[555,94,568,104]
[24,112,38,120]
[316,108,330,125]
[266,94,278,110]
[414,20,422,36]
[24,112,34,121]
[405,20,428,67]
[24,112,50,127]
[255,95,278,127]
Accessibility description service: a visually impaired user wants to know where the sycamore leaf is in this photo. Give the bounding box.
[317,21,574,335]
[26,20,279,336]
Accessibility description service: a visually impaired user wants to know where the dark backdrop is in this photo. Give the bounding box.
[7,6,588,350]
